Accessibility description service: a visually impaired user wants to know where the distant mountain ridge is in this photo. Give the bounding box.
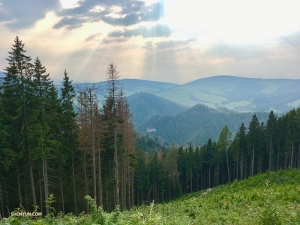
[127,92,187,126]
[136,103,269,146]
[157,75,300,112]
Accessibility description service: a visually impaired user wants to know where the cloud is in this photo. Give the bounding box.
[53,16,87,30]
[0,0,60,29]
[102,37,128,44]
[142,41,153,50]
[101,2,163,27]
[101,13,140,26]
[55,0,164,29]
[108,24,172,38]
[85,33,102,42]
[156,38,196,50]
[205,43,270,61]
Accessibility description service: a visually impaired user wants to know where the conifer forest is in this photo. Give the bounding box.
[1,36,300,220]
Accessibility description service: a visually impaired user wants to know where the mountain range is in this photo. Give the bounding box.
[0,73,297,145]
[71,75,299,114]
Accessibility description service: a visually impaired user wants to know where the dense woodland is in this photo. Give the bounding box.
[0,37,300,218]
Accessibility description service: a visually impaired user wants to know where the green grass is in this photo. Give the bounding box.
[2,169,300,224]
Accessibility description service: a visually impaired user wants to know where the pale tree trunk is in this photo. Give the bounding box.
[251,147,255,177]
[17,166,22,206]
[226,150,231,182]
[236,152,238,180]
[29,156,37,206]
[72,157,77,215]
[39,168,43,214]
[190,169,192,192]
[298,142,300,169]
[290,142,294,168]
[97,149,103,208]
[240,150,243,180]
[59,163,65,214]
[269,138,272,171]
[114,121,119,206]
[43,157,49,214]
[84,152,89,213]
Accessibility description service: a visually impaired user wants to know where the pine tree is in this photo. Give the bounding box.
[217,125,232,182]
[60,70,78,213]
[266,111,277,171]
[2,36,38,206]
[247,115,260,177]
[106,63,120,206]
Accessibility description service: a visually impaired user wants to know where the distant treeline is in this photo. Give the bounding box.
[134,108,300,204]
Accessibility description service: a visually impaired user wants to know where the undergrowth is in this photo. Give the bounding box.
[1,169,299,224]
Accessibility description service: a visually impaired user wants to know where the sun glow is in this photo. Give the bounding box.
[162,0,300,43]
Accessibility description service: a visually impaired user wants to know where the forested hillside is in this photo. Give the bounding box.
[127,92,187,126]
[137,104,269,146]
[157,75,300,112]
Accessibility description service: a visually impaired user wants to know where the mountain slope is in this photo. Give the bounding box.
[128,92,187,126]
[137,104,269,146]
[118,169,300,224]
[157,75,300,112]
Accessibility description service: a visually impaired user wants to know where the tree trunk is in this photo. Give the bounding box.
[97,147,103,208]
[59,163,65,214]
[29,156,37,206]
[17,166,22,206]
[72,158,78,215]
[290,142,294,168]
[240,149,243,180]
[43,157,49,214]
[252,147,255,177]
[39,168,43,215]
[84,152,89,213]
[114,120,119,206]
[269,138,272,171]
[226,150,231,183]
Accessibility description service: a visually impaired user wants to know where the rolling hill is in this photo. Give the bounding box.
[127,92,187,126]
[136,104,269,146]
[157,75,300,112]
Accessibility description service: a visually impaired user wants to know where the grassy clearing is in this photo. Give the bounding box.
[1,169,300,224]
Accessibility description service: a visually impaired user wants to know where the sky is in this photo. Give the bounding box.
[0,0,300,84]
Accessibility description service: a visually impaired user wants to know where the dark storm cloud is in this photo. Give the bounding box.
[156,38,196,49]
[0,0,60,29]
[108,24,172,38]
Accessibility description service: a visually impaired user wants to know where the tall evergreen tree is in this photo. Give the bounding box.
[247,115,260,177]
[60,70,78,213]
[106,63,120,206]
[2,36,38,206]
[217,125,232,182]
